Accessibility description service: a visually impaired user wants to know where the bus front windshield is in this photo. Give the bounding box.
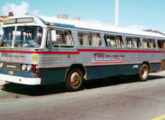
[0,26,43,48]
[15,26,42,48]
[0,27,14,47]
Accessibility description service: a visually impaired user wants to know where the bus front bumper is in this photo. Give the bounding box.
[0,73,41,85]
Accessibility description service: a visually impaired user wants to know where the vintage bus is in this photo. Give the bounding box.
[0,15,165,91]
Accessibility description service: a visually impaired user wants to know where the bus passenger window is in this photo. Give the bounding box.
[78,33,90,46]
[47,29,74,48]
[126,37,141,48]
[148,39,155,48]
[143,39,156,49]
[126,38,134,48]
[91,33,101,46]
[116,36,124,48]
[105,35,123,48]
[158,40,165,49]
[162,41,165,48]
[55,30,65,44]
[78,32,101,47]
[133,38,141,48]
[109,36,117,47]
[143,39,148,48]
[64,31,74,45]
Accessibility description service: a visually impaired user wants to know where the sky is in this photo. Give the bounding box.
[0,0,165,32]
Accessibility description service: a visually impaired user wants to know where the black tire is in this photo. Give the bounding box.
[139,64,149,81]
[65,68,83,91]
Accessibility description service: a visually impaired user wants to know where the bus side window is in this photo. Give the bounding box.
[78,32,90,46]
[162,41,165,49]
[148,39,156,48]
[143,39,156,49]
[126,37,134,48]
[133,38,141,48]
[104,35,123,48]
[55,30,65,45]
[126,37,141,48]
[78,32,102,47]
[64,31,74,45]
[116,36,124,48]
[91,33,102,46]
[143,39,148,48]
[47,29,74,48]
[158,40,165,49]
[109,36,117,47]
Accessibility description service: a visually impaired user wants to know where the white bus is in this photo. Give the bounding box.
[0,15,165,91]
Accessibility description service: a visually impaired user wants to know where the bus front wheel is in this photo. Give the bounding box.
[139,64,149,81]
[65,68,83,91]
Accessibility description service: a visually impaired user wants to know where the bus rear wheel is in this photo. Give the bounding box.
[65,68,83,91]
[139,64,149,81]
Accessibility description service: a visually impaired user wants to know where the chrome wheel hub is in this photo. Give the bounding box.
[70,72,80,87]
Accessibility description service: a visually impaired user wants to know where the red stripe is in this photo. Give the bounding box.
[79,49,165,53]
[0,49,165,54]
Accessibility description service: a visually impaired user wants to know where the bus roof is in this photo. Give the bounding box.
[4,15,165,38]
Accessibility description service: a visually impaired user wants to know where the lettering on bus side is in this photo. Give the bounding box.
[92,53,125,64]
[0,53,26,62]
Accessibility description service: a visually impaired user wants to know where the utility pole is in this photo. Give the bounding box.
[115,0,119,27]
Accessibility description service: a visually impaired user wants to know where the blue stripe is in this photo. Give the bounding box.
[0,69,36,78]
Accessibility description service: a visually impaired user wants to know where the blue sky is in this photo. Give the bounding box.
[1,0,165,32]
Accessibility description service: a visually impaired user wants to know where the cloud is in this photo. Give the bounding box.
[31,10,40,16]
[1,1,40,16]
[1,1,29,16]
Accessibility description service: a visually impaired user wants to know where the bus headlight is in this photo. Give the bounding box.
[27,65,32,71]
[0,63,3,68]
[21,64,27,71]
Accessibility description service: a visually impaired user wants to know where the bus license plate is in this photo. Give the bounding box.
[8,70,14,75]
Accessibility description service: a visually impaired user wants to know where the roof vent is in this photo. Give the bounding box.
[57,14,68,19]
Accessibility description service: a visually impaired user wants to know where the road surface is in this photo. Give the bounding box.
[0,73,165,120]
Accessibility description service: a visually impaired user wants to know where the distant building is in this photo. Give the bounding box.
[144,29,165,36]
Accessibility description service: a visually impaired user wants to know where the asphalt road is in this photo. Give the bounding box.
[0,73,165,120]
